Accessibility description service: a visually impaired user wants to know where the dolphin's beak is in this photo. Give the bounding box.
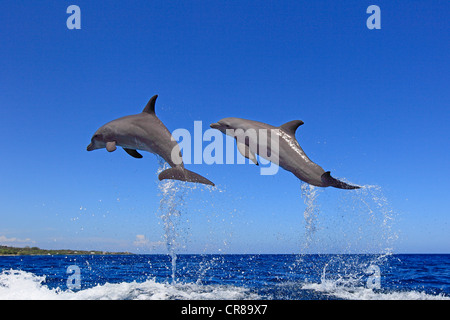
[210,123,220,129]
[87,142,94,151]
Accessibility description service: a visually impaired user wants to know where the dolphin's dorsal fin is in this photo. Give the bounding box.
[142,95,158,114]
[279,120,304,136]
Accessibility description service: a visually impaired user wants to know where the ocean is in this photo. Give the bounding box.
[1,180,449,301]
[1,254,449,300]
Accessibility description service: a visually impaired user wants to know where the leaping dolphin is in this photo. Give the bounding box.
[87,95,214,186]
[210,117,360,189]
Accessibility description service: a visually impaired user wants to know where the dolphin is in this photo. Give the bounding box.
[87,95,214,186]
[210,117,360,189]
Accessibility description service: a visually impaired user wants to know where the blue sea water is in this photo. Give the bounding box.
[1,254,449,300]
[1,181,447,300]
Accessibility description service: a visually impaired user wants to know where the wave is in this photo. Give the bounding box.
[0,269,261,300]
[301,279,450,300]
[2,269,449,300]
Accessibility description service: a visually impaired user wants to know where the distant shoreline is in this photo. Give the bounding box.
[0,245,133,256]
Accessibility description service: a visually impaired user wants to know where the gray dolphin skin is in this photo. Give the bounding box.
[87,95,214,186]
[210,117,360,189]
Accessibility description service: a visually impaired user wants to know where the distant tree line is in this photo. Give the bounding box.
[0,245,132,256]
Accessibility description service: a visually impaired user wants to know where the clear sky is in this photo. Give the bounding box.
[0,1,449,254]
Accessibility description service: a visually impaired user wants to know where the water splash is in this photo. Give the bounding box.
[156,159,187,283]
[295,181,399,295]
[300,183,321,252]
[298,181,397,254]
[0,269,262,300]
[155,158,220,282]
[338,183,398,259]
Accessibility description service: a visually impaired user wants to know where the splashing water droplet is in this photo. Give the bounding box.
[156,158,186,283]
[300,183,322,252]
[295,181,399,296]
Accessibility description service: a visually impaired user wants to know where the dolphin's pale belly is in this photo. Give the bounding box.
[116,136,152,153]
[117,134,181,166]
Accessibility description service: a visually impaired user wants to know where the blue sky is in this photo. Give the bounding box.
[0,1,449,254]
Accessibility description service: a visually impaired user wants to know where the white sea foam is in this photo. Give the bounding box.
[299,257,450,300]
[301,279,450,300]
[0,269,260,300]
[1,269,448,300]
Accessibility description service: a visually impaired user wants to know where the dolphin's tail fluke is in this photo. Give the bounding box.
[321,171,360,190]
[159,166,215,186]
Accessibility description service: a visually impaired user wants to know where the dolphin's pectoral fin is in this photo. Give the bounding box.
[279,120,304,136]
[142,95,158,114]
[159,166,215,186]
[321,171,361,190]
[123,148,143,158]
[106,141,117,152]
[236,141,258,165]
